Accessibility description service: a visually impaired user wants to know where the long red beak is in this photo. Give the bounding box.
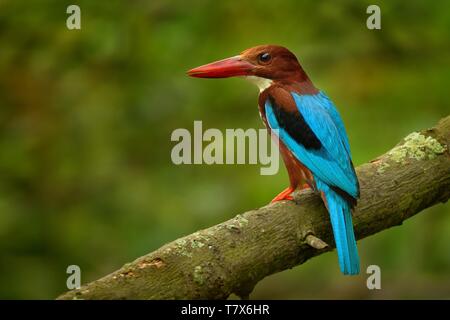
[187,55,254,78]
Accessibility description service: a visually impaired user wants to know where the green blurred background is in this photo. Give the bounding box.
[0,0,449,299]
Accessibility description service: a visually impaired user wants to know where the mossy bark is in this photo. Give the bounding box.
[58,116,450,300]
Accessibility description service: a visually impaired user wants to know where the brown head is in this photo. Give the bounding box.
[187,45,311,91]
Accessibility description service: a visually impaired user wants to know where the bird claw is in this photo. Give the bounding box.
[271,195,294,203]
[271,187,295,203]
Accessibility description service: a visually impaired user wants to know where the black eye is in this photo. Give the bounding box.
[258,52,271,63]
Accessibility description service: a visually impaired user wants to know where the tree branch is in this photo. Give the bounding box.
[58,116,450,300]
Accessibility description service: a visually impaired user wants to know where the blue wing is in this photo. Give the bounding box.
[315,91,351,155]
[265,92,358,198]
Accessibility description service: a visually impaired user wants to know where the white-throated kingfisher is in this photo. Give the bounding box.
[187,45,360,275]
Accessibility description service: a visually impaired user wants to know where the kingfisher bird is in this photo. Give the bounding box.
[187,45,360,275]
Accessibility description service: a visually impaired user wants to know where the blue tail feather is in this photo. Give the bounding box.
[316,179,360,275]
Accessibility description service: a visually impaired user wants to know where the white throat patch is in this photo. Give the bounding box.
[244,76,273,93]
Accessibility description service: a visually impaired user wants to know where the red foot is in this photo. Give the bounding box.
[271,187,295,203]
